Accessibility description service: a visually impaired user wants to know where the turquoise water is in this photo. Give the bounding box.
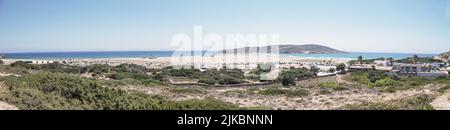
[2,51,174,59]
[282,52,436,60]
[1,51,436,60]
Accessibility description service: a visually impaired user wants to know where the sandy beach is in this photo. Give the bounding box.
[2,54,351,70]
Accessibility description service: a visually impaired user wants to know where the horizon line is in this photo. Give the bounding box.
[0,50,439,55]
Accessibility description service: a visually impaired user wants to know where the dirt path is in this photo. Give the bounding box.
[430,90,450,110]
[0,101,18,110]
[0,72,20,77]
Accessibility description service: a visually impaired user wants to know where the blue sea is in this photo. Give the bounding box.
[1,51,437,60]
[281,52,436,60]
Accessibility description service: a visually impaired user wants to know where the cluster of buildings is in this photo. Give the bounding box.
[30,60,71,64]
[10,55,450,79]
[349,59,449,78]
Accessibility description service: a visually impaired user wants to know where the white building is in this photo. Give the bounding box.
[374,60,392,66]
[393,63,447,77]
[31,60,56,64]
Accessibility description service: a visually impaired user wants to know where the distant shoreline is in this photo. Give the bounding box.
[0,51,437,60]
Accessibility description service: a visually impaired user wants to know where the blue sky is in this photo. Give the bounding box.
[0,0,449,54]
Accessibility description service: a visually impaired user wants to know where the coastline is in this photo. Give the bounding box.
[2,55,351,69]
[1,51,436,60]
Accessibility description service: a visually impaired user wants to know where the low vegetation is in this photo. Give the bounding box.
[2,61,321,88]
[438,84,450,93]
[0,72,244,110]
[2,59,449,110]
[319,82,348,91]
[349,57,386,65]
[339,94,435,110]
[395,55,443,64]
[169,87,206,94]
[247,64,274,81]
[278,71,297,86]
[336,63,346,72]
[222,89,256,97]
[259,87,309,97]
[346,70,399,87]
[278,67,316,86]
[162,67,247,85]
[345,70,450,92]
[349,55,443,66]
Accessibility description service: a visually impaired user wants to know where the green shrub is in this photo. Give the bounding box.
[339,94,434,110]
[140,79,161,86]
[219,69,245,79]
[294,69,315,79]
[109,72,152,80]
[286,89,309,97]
[0,72,159,110]
[336,63,346,72]
[396,56,443,64]
[259,88,309,97]
[218,75,245,85]
[309,66,320,76]
[403,77,429,87]
[368,70,386,83]
[328,68,336,73]
[14,62,87,74]
[374,78,395,87]
[278,70,297,86]
[348,70,390,86]
[389,74,400,80]
[113,64,148,73]
[164,68,200,77]
[198,77,216,85]
[319,82,348,91]
[153,73,165,81]
[248,64,273,80]
[346,71,369,84]
[88,64,111,75]
[165,97,240,110]
[350,75,369,83]
[10,61,31,68]
[108,73,130,80]
[0,72,240,110]
[169,88,206,94]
